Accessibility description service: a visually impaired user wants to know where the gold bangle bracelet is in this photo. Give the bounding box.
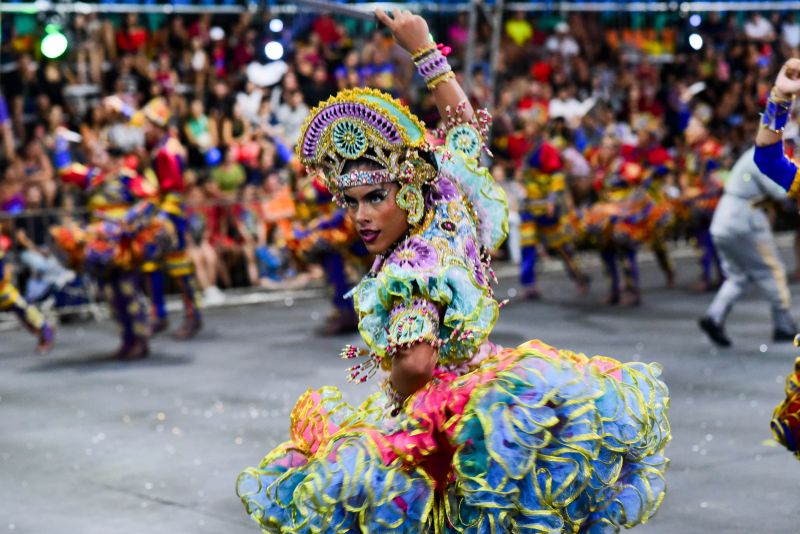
[411,42,437,62]
[427,71,455,91]
[771,86,794,105]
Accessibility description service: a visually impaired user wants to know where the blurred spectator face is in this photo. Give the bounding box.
[684,117,708,145]
[264,172,281,194]
[89,144,110,170]
[24,140,43,161]
[25,184,44,208]
[522,119,541,138]
[312,65,328,84]
[49,106,64,128]
[241,184,257,202]
[190,99,205,118]
[492,164,507,182]
[224,147,238,165]
[283,71,299,92]
[19,55,36,78]
[599,136,619,161]
[344,51,359,69]
[4,160,23,184]
[290,92,304,108]
[346,69,360,88]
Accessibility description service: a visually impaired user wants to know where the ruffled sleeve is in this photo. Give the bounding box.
[433,105,508,252]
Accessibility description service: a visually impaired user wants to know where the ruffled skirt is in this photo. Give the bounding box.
[237,340,670,533]
[771,355,800,459]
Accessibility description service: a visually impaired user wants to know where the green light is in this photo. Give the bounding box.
[41,31,68,59]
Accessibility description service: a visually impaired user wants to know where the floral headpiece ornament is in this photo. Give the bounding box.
[296,88,437,225]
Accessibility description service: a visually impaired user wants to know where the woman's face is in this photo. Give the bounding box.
[343,182,409,255]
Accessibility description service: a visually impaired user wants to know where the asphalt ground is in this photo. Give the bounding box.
[2,243,800,533]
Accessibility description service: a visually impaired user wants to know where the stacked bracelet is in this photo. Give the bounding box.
[411,42,437,62]
[761,87,793,133]
[413,44,454,91]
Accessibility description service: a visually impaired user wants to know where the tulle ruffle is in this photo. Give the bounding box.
[237,340,670,533]
[771,355,800,458]
[352,260,499,367]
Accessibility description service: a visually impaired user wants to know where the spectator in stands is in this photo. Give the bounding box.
[185,183,226,305]
[275,91,309,149]
[211,145,246,198]
[184,98,218,169]
[744,13,775,43]
[781,13,800,52]
[546,22,580,58]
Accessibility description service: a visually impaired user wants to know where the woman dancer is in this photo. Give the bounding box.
[238,10,670,532]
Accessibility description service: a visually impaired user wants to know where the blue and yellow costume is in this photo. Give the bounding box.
[55,152,173,357]
[590,158,671,305]
[0,239,53,352]
[237,89,670,532]
[622,135,677,287]
[519,141,588,297]
[679,118,723,290]
[139,98,202,338]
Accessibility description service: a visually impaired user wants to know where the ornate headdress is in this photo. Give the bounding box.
[296,88,437,225]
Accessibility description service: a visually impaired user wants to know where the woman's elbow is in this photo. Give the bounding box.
[391,343,437,395]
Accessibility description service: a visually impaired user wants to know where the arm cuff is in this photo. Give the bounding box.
[387,298,440,354]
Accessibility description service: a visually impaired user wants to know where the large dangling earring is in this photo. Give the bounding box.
[396,183,424,226]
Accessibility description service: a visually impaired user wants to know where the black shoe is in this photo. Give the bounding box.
[316,311,359,336]
[773,329,798,342]
[698,317,731,347]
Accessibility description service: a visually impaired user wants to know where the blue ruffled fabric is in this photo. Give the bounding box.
[237,342,670,533]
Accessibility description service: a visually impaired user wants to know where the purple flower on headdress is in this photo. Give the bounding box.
[429,177,460,203]
[464,236,486,286]
[389,237,438,271]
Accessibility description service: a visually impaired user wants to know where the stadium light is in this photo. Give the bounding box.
[210,26,225,41]
[41,24,68,59]
[269,18,284,33]
[264,41,284,61]
[688,33,703,51]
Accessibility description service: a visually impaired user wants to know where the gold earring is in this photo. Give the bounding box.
[397,184,424,226]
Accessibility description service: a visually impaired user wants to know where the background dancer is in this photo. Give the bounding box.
[518,118,589,299]
[0,227,53,353]
[699,146,797,347]
[140,98,203,339]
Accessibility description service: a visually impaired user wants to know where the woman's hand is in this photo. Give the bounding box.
[774,58,800,100]
[375,8,433,56]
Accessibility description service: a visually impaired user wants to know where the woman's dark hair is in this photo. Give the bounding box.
[341,158,384,175]
[341,150,438,177]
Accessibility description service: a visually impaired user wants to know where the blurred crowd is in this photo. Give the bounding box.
[2,7,800,307]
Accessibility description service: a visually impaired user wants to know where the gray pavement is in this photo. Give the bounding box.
[3,248,800,533]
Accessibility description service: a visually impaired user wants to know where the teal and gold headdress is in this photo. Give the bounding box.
[296,88,437,225]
